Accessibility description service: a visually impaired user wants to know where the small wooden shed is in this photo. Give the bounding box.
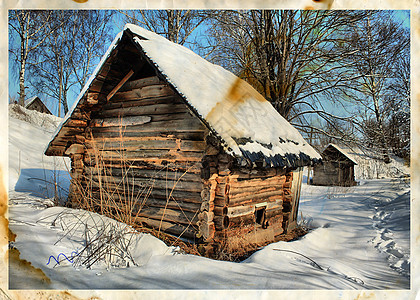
[45,24,320,254]
[312,144,357,187]
[24,96,52,115]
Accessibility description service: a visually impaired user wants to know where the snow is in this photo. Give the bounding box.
[23,96,38,108]
[129,24,320,164]
[339,146,410,179]
[47,24,320,167]
[8,105,70,200]
[7,108,412,293]
[324,143,358,165]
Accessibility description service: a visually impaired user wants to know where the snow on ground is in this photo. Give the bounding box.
[7,106,411,291]
[8,104,70,200]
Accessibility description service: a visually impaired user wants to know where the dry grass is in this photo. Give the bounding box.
[69,127,203,262]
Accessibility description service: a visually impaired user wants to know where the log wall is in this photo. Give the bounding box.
[70,75,208,241]
[66,74,304,253]
[312,161,356,187]
[200,137,299,253]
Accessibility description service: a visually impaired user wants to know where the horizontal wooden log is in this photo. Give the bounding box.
[97,103,188,120]
[228,193,284,207]
[86,184,202,204]
[135,217,197,240]
[225,204,255,218]
[132,206,199,226]
[89,118,205,134]
[143,197,201,213]
[225,212,255,228]
[229,189,283,203]
[60,126,85,136]
[72,110,91,121]
[265,207,283,220]
[283,195,293,202]
[86,174,203,193]
[65,144,85,155]
[283,181,292,189]
[88,128,205,141]
[85,166,202,183]
[119,76,162,92]
[228,176,286,189]
[85,150,204,164]
[87,92,100,105]
[85,138,206,152]
[66,119,88,127]
[73,135,86,144]
[84,158,202,174]
[110,84,175,102]
[90,116,151,127]
[85,161,201,174]
[229,186,278,199]
[104,95,182,110]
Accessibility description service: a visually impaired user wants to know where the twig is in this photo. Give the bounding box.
[273,249,323,270]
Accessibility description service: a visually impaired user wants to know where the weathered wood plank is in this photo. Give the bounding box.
[107,69,135,101]
[96,103,188,118]
[83,158,202,174]
[85,166,202,182]
[89,116,151,127]
[143,198,201,213]
[88,128,205,140]
[85,138,206,153]
[66,119,88,128]
[135,217,197,240]
[111,84,175,102]
[86,185,202,204]
[65,144,85,155]
[85,149,204,163]
[130,206,199,226]
[86,174,203,193]
[224,212,255,228]
[104,95,182,110]
[119,76,162,92]
[88,119,205,133]
[228,192,284,206]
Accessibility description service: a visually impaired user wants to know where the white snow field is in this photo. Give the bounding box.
[7,106,411,291]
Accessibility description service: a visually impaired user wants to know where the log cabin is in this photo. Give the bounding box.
[312,144,357,187]
[45,24,321,255]
[24,96,52,115]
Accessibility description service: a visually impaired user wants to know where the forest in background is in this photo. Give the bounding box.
[8,10,410,162]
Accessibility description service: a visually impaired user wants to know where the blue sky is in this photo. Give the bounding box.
[8,9,410,117]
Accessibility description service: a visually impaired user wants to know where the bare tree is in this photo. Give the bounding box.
[9,10,56,105]
[30,10,114,116]
[118,10,208,50]
[203,10,367,142]
[70,10,114,90]
[343,11,409,162]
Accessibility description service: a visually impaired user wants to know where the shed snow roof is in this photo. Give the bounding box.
[46,24,321,168]
[324,144,358,165]
[24,96,39,108]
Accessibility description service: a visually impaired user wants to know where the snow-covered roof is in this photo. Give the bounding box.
[46,24,321,168]
[324,144,358,165]
[24,96,39,108]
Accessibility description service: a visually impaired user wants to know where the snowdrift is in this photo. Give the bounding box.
[7,104,411,291]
